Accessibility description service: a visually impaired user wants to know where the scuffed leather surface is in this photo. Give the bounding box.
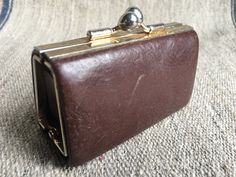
[49,30,199,166]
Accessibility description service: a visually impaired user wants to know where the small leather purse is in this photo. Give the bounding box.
[31,7,199,166]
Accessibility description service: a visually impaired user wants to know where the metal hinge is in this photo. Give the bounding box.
[38,112,63,154]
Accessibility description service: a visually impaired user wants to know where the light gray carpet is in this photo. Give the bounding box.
[0,0,235,176]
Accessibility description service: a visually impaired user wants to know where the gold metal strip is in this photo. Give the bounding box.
[35,37,89,54]
[35,22,183,55]
[45,24,193,59]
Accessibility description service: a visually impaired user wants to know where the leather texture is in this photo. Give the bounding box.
[46,30,199,166]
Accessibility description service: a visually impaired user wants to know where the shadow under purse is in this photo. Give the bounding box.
[31,7,199,166]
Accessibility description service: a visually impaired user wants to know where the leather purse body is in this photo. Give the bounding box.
[31,8,199,166]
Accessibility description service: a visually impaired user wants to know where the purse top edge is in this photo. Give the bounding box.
[35,22,194,60]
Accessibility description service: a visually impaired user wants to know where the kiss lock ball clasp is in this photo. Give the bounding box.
[87,7,152,41]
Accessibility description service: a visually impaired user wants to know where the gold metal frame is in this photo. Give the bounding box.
[36,23,193,60]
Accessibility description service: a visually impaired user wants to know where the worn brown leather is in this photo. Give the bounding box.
[41,30,199,166]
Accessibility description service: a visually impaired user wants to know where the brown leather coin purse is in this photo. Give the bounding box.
[31,7,199,166]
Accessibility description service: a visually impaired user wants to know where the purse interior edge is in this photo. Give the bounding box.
[35,22,194,60]
[32,55,68,157]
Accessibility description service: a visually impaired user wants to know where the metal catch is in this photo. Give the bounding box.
[87,7,161,41]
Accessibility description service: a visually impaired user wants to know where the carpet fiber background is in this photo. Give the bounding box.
[0,0,235,176]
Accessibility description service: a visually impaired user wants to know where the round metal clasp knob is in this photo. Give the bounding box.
[117,7,151,32]
[87,7,151,40]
